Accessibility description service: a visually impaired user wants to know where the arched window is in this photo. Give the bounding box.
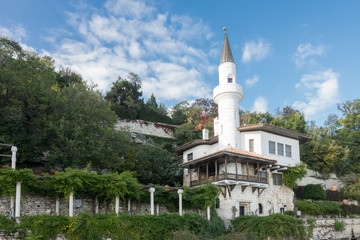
[258,204,263,214]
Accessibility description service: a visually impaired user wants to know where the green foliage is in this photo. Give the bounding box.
[296,200,342,216]
[0,37,131,171]
[284,211,296,217]
[0,166,37,196]
[271,106,307,134]
[283,163,306,189]
[0,213,225,240]
[306,218,315,238]
[301,184,327,200]
[185,184,220,210]
[0,215,16,234]
[231,214,307,240]
[334,220,345,232]
[340,204,360,216]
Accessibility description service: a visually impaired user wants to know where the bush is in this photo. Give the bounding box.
[0,213,225,240]
[284,211,296,217]
[301,184,326,200]
[297,201,342,216]
[334,220,345,231]
[341,204,360,216]
[231,214,307,240]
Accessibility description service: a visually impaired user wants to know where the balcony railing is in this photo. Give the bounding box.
[190,173,267,187]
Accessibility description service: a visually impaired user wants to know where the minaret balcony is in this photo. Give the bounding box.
[213,84,243,102]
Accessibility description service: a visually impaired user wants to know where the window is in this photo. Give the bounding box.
[269,141,276,154]
[187,153,193,161]
[273,173,283,186]
[258,204,263,214]
[249,139,254,152]
[285,145,292,157]
[215,198,220,209]
[277,143,284,156]
[239,205,245,216]
[228,78,233,83]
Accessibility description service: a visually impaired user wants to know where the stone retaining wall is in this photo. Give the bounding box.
[0,194,198,218]
[307,217,360,240]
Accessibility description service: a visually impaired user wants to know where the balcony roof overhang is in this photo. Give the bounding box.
[179,148,276,168]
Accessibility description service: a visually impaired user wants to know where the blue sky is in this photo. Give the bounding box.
[1,0,359,125]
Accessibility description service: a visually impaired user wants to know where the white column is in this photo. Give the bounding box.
[177,189,184,216]
[207,206,211,221]
[156,204,160,215]
[95,197,99,214]
[56,197,60,215]
[10,146,17,218]
[149,187,155,215]
[115,196,120,214]
[11,146,17,169]
[127,199,131,212]
[15,182,21,219]
[10,197,14,218]
[69,192,74,217]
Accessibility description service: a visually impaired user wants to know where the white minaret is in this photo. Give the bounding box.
[213,29,243,150]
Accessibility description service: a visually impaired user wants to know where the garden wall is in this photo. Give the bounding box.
[309,217,360,240]
[0,194,199,218]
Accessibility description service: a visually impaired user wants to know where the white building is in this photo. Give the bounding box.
[176,31,310,223]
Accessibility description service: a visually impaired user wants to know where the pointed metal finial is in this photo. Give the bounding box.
[223,26,227,32]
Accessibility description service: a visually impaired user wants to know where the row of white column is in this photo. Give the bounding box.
[9,146,210,220]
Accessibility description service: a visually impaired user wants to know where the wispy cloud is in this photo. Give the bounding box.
[0,25,26,41]
[35,0,214,102]
[242,40,270,63]
[245,75,260,87]
[252,96,268,113]
[294,43,326,67]
[293,69,339,117]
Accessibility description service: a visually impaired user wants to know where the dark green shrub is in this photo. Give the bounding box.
[341,204,360,216]
[0,215,16,234]
[284,210,296,217]
[301,184,326,200]
[334,220,345,231]
[297,201,342,216]
[0,213,224,240]
[231,213,307,240]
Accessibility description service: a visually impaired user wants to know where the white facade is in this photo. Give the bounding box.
[178,31,309,223]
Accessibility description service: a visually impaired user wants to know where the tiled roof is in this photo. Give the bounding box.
[179,148,276,168]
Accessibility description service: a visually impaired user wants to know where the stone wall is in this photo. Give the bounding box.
[309,217,360,240]
[0,194,198,218]
[115,119,176,139]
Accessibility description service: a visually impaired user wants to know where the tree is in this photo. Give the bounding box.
[105,73,144,120]
[271,106,307,134]
[240,110,274,126]
[171,101,189,125]
[55,67,83,88]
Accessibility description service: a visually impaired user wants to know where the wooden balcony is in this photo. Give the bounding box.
[190,173,268,187]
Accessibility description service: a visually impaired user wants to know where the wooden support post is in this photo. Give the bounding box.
[189,167,192,186]
[215,160,218,180]
[225,157,228,179]
[257,162,260,181]
[197,165,200,185]
[246,161,249,181]
[206,162,209,182]
[235,159,238,180]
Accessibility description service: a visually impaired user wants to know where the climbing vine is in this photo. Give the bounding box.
[283,163,307,189]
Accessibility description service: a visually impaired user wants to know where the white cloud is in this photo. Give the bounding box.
[0,25,26,41]
[242,40,270,63]
[252,97,268,113]
[294,43,325,67]
[293,69,339,117]
[44,0,214,102]
[245,75,260,87]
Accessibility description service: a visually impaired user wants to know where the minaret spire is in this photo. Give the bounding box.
[220,27,234,64]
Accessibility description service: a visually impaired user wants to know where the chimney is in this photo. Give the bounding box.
[202,128,209,140]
